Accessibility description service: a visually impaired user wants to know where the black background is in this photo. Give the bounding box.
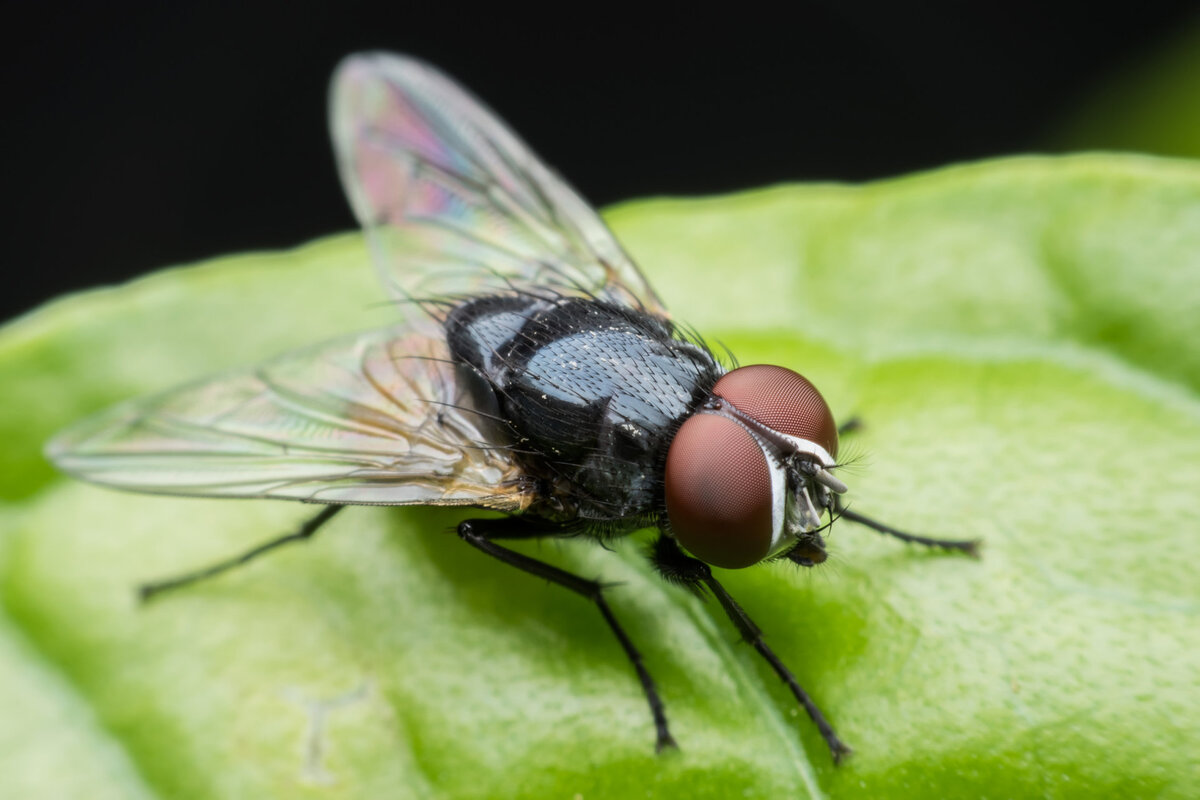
[5,3,1197,322]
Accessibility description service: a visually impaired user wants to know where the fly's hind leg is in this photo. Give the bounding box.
[456,516,676,752]
[139,505,345,602]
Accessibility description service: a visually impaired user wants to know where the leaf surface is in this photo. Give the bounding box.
[2,154,1197,798]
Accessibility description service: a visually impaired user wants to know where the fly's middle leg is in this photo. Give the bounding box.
[456,517,676,752]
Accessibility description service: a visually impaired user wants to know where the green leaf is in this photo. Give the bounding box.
[1050,20,1200,160]
[2,154,1198,798]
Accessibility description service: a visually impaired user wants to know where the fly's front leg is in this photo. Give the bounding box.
[831,496,980,556]
[139,505,346,602]
[456,516,676,752]
[834,417,978,556]
[651,534,852,764]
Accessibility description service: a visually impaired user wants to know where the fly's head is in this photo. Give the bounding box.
[663,365,847,569]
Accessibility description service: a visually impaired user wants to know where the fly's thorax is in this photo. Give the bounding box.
[443,293,554,379]
[445,292,724,525]
[663,365,847,569]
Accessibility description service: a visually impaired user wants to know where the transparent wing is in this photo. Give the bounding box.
[330,51,667,316]
[46,320,534,510]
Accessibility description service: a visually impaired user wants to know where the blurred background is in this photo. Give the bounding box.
[5,2,1200,323]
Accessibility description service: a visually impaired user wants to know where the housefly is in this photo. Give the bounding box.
[46,52,978,763]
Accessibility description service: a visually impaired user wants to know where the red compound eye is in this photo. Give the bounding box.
[712,365,838,458]
[664,413,774,569]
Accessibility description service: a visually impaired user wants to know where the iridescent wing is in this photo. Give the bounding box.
[330,52,667,316]
[46,320,534,510]
[48,52,659,510]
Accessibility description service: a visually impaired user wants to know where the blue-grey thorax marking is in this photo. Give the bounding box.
[445,294,722,524]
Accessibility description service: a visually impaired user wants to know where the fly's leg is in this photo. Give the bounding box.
[650,534,852,764]
[139,505,345,602]
[457,517,676,752]
[831,496,980,556]
[833,418,979,556]
[836,417,862,437]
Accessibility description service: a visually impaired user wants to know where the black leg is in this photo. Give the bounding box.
[832,416,979,556]
[457,517,675,752]
[651,535,852,764]
[139,505,345,602]
[836,417,862,437]
[832,497,980,557]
